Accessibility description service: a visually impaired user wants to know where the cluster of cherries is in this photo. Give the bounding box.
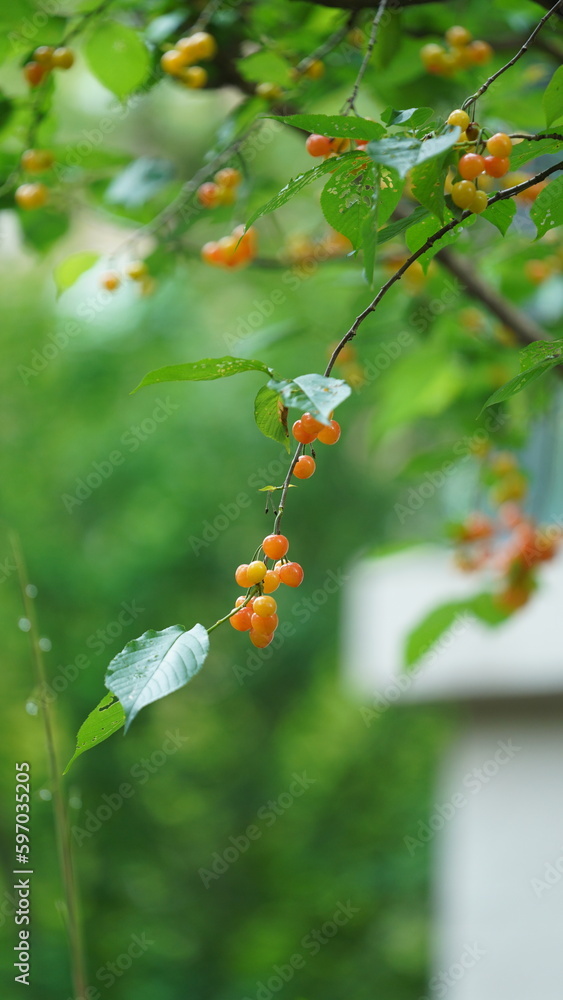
[197,167,242,208]
[99,261,154,295]
[23,44,74,87]
[305,134,363,158]
[421,25,492,77]
[201,225,257,269]
[160,31,216,89]
[446,113,513,213]
[291,411,341,480]
[453,451,561,611]
[15,147,56,211]
[230,534,304,647]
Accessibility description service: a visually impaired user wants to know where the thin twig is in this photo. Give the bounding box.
[510,132,563,141]
[462,0,563,111]
[342,0,388,114]
[10,534,88,999]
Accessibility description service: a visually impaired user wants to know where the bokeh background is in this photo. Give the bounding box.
[0,0,561,997]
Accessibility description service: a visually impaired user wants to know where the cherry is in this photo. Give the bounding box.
[447,109,470,130]
[177,31,217,62]
[180,66,207,88]
[23,62,48,86]
[124,260,148,281]
[215,167,242,189]
[201,241,224,266]
[197,182,221,208]
[306,134,332,157]
[420,44,447,74]
[262,534,289,560]
[445,26,472,47]
[253,595,277,617]
[458,153,485,180]
[483,155,510,178]
[317,419,341,445]
[293,455,316,480]
[292,420,317,444]
[21,149,54,173]
[263,570,280,594]
[230,608,253,631]
[250,630,273,648]
[33,46,54,66]
[329,137,350,155]
[251,612,278,635]
[235,564,251,587]
[256,82,283,100]
[486,132,512,157]
[15,183,48,210]
[161,49,186,75]
[304,59,325,79]
[467,40,493,64]
[301,412,324,435]
[246,560,267,584]
[451,180,476,209]
[471,190,488,214]
[465,122,480,141]
[100,270,121,291]
[278,562,304,587]
[52,47,74,69]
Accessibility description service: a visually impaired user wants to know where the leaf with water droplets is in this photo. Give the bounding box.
[64,693,125,773]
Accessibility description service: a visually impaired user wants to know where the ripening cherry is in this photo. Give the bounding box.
[33,46,54,66]
[201,241,223,266]
[293,455,316,480]
[235,564,251,587]
[467,40,493,64]
[317,419,341,445]
[100,270,121,292]
[161,49,186,75]
[301,412,324,435]
[445,25,472,47]
[23,61,48,86]
[246,560,268,585]
[486,132,512,157]
[180,65,208,88]
[15,183,48,210]
[420,43,446,73]
[177,31,217,62]
[215,167,242,189]
[263,570,280,594]
[253,595,277,617]
[262,534,289,560]
[484,155,510,178]
[251,612,278,635]
[256,82,283,100]
[230,607,253,631]
[306,134,332,157]
[21,148,54,173]
[292,420,317,444]
[52,47,74,69]
[451,180,477,209]
[447,109,470,130]
[250,630,274,648]
[124,260,148,281]
[465,121,480,141]
[278,562,304,587]
[458,153,485,180]
[329,137,350,155]
[304,59,325,79]
[197,182,221,208]
[470,190,488,213]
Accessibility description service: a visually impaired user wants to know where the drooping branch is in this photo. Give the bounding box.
[342,0,389,114]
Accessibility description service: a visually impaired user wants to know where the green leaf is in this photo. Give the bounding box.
[482,358,562,409]
[105,157,175,208]
[105,624,209,733]
[377,205,429,244]
[53,251,99,295]
[366,128,459,179]
[0,94,13,132]
[64,693,125,773]
[132,356,274,393]
[237,52,292,86]
[254,384,290,452]
[85,22,150,98]
[267,373,351,426]
[375,10,402,70]
[543,65,563,127]
[245,153,360,228]
[377,169,404,224]
[410,156,447,222]
[361,187,379,286]
[271,114,385,141]
[531,175,563,239]
[381,107,434,128]
[320,159,378,248]
[520,338,563,367]
[481,199,516,235]
[509,135,563,169]
[404,593,508,671]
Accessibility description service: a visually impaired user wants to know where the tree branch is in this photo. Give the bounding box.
[342,0,388,114]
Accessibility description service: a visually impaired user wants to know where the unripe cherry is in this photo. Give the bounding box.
[263,570,280,594]
[447,109,470,130]
[197,182,221,208]
[445,25,472,47]
[124,260,148,281]
[262,534,289,560]
[250,630,273,648]
[161,49,186,75]
[100,270,120,291]
[451,180,476,209]
[15,182,48,209]
[33,46,54,66]
[235,564,251,587]
[470,190,488,214]
[180,65,207,88]
[52,47,74,69]
[246,560,267,584]
[251,613,278,635]
[21,148,54,173]
[253,595,277,617]
[23,61,48,86]
[215,167,242,189]
[486,132,512,157]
